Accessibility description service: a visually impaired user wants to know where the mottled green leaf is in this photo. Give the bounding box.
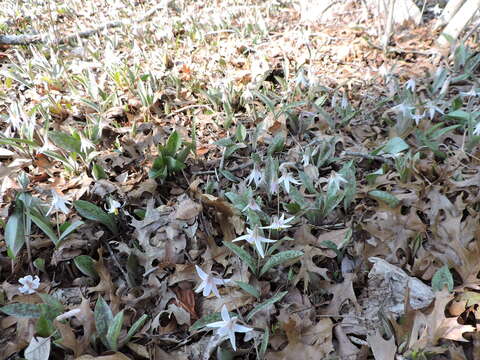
[246,292,287,321]
[73,200,117,234]
[432,265,453,292]
[260,250,303,276]
[94,296,113,338]
[0,303,41,318]
[49,131,81,153]
[235,281,260,299]
[5,206,25,259]
[368,190,400,208]
[223,241,257,275]
[74,255,98,278]
[106,310,124,351]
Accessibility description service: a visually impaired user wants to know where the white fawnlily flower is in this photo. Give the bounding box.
[473,122,480,136]
[261,213,295,230]
[460,87,478,97]
[431,4,442,15]
[242,87,254,102]
[301,153,310,167]
[245,166,263,187]
[412,112,425,125]
[55,308,82,322]
[392,103,415,118]
[195,265,230,298]
[425,102,443,120]
[405,79,416,92]
[341,95,349,109]
[79,133,95,153]
[328,172,347,192]
[206,305,252,351]
[268,176,280,195]
[18,275,40,294]
[233,225,276,258]
[242,199,262,213]
[46,190,71,216]
[278,171,301,194]
[105,197,122,215]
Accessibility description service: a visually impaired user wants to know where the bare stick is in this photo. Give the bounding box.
[343,151,394,166]
[0,2,166,45]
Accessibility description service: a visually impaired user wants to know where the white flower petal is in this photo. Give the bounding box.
[207,321,227,328]
[221,305,230,322]
[234,324,253,333]
[254,240,265,258]
[228,332,237,351]
[203,281,212,297]
[211,283,221,298]
[195,265,208,280]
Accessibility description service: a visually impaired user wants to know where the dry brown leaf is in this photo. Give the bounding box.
[267,318,334,360]
[367,329,397,360]
[126,342,150,359]
[411,289,474,350]
[75,353,132,360]
[321,273,360,316]
[88,248,120,312]
[173,287,198,320]
[293,245,329,291]
[54,320,81,356]
[174,198,202,220]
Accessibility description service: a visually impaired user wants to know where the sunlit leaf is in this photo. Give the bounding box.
[24,336,50,360]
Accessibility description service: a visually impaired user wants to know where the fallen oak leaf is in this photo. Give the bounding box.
[88,248,120,313]
[53,320,81,356]
[24,336,50,360]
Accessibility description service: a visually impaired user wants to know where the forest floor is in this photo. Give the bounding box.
[1,0,480,359]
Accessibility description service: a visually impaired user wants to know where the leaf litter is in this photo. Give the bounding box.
[1,0,480,359]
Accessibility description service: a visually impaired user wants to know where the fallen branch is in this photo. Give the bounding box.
[0,1,166,46]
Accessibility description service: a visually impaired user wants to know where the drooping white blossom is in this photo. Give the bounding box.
[206,305,252,351]
[246,166,263,187]
[473,122,480,136]
[405,79,416,92]
[278,171,301,194]
[195,265,230,298]
[233,226,276,258]
[261,213,295,231]
[328,172,347,192]
[46,190,71,216]
[412,112,425,125]
[242,199,262,213]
